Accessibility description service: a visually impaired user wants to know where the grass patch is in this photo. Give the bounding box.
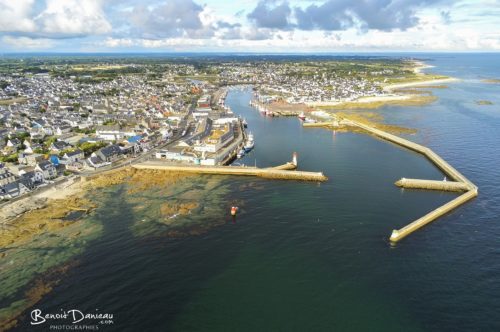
[317,95,438,111]
[334,111,417,135]
[476,100,494,105]
[0,97,27,105]
[482,79,500,84]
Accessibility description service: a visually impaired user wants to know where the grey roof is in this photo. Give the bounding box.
[37,160,55,170]
[98,144,122,157]
[52,141,71,150]
[65,149,83,157]
[0,181,27,196]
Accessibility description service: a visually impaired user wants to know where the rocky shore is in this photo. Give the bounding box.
[0,167,225,331]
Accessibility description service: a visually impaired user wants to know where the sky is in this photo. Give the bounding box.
[0,0,499,53]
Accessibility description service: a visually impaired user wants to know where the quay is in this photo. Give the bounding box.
[302,121,335,128]
[132,161,327,182]
[344,120,478,243]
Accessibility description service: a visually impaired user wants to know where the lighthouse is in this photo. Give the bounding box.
[292,152,298,167]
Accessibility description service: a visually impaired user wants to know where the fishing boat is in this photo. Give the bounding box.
[237,148,245,159]
[298,112,306,120]
[244,133,255,152]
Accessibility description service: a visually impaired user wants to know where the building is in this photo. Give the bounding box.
[197,95,211,108]
[18,153,44,166]
[63,149,84,163]
[0,181,30,199]
[96,125,123,141]
[50,140,72,152]
[35,161,57,181]
[194,123,234,153]
[0,167,16,186]
[95,144,122,162]
[190,117,212,142]
[156,148,197,163]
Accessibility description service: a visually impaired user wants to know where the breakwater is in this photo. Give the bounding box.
[346,120,478,242]
[395,178,469,192]
[133,161,327,182]
[272,162,298,170]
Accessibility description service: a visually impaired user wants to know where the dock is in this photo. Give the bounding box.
[346,120,478,242]
[302,121,335,128]
[132,161,327,182]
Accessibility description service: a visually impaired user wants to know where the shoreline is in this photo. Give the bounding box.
[0,170,119,223]
[383,77,460,92]
[0,167,212,330]
[412,61,435,74]
[307,62,457,109]
[0,178,85,223]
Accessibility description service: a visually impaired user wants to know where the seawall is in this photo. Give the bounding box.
[132,161,327,182]
[346,120,478,242]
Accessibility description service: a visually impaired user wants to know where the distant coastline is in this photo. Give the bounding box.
[307,61,457,110]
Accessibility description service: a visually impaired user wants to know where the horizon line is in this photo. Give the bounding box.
[1,50,500,56]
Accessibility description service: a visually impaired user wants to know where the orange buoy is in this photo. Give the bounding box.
[231,206,238,216]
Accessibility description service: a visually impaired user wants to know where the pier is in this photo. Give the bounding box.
[302,121,336,128]
[132,161,327,182]
[345,120,478,242]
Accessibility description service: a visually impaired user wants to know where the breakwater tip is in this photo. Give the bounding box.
[390,230,400,242]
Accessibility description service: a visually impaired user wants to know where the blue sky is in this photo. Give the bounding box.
[0,0,499,52]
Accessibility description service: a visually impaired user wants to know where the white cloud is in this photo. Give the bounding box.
[1,0,499,52]
[35,0,111,36]
[2,36,55,49]
[0,0,36,32]
[102,37,135,48]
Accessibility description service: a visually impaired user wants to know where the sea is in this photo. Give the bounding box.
[8,53,500,331]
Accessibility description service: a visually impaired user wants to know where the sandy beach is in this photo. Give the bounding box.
[306,61,457,108]
[412,61,435,74]
[383,77,460,91]
[306,94,416,107]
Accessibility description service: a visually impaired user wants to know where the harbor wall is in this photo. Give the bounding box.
[395,178,470,192]
[132,162,327,182]
[389,189,478,242]
[302,121,334,128]
[349,121,476,189]
[347,120,478,242]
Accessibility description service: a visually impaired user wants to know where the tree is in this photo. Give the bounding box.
[44,136,57,148]
[0,153,18,163]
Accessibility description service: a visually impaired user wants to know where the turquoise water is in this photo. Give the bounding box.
[12,54,500,331]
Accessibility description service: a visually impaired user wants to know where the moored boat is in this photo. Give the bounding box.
[237,148,245,159]
[244,134,255,152]
[298,112,306,120]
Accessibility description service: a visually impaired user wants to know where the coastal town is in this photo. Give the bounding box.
[0,0,496,330]
[0,57,444,201]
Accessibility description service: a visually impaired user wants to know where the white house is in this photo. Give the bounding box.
[96,125,123,141]
[35,161,57,181]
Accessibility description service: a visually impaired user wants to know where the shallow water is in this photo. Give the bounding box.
[7,53,500,331]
